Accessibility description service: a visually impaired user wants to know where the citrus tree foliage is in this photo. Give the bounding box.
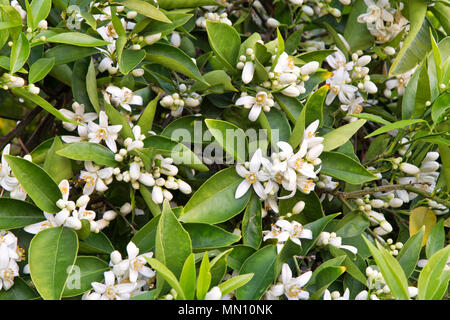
[0,0,449,301]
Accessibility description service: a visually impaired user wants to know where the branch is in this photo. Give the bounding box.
[319,184,449,208]
[0,107,42,151]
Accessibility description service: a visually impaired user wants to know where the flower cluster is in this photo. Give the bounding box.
[0,231,25,291]
[0,144,29,200]
[357,0,408,43]
[160,84,203,118]
[83,241,155,300]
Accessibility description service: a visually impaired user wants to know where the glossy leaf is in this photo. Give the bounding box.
[184,223,241,250]
[57,142,118,167]
[236,245,277,300]
[322,119,366,151]
[320,152,378,184]
[28,57,54,84]
[29,227,79,300]
[5,155,62,213]
[0,198,45,230]
[180,167,251,224]
[397,226,425,278]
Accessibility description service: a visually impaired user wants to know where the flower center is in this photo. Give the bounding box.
[293,224,304,237]
[84,175,95,187]
[2,268,15,282]
[245,173,257,184]
[295,158,305,170]
[255,93,267,105]
[331,85,339,94]
[303,179,314,192]
[287,284,301,298]
[287,57,295,70]
[132,259,144,271]
[275,172,283,184]
[105,286,118,299]
[16,246,25,261]
[96,128,108,140]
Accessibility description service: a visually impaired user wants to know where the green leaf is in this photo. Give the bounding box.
[62,256,109,297]
[79,232,114,255]
[362,236,410,300]
[210,249,232,287]
[46,32,110,47]
[86,58,100,113]
[328,245,366,284]
[347,113,391,125]
[343,0,374,51]
[10,88,79,125]
[205,119,248,163]
[426,219,445,259]
[432,93,450,123]
[29,0,51,29]
[145,43,206,84]
[180,167,252,224]
[28,57,54,83]
[274,94,303,123]
[297,213,339,257]
[120,0,171,23]
[205,20,240,73]
[146,258,186,300]
[320,152,378,184]
[131,215,160,252]
[44,45,99,65]
[0,278,38,300]
[242,193,262,249]
[5,155,62,213]
[57,142,118,167]
[365,119,425,138]
[156,0,220,9]
[119,49,146,75]
[10,33,30,74]
[184,223,240,250]
[334,211,370,238]
[196,252,212,300]
[396,226,424,278]
[278,191,324,224]
[179,253,196,300]
[310,266,347,300]
[29,227,79,300]
[236,245,277,300]
[143,135,208,172]
[389,1,429,76]
[322,119,366,151]
[417,245,450,300]
[43,136,73,183]
[0,198,45,229]
[218,273,254,296]
[137,94,160,134]
[155,200,192,293]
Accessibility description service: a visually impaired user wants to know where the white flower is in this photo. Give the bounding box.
[235,92,274,121]
[326,68,358,105]
[323,288,350,300]
[87,111,122,153]
[235,149,269,199]
[205,286,222,300]
[79,161,114,195]
[263,219,312,252]
[268,264,312,300]
[89,271,137,300]
[316,232,358,254]
[105,85,143,112]
[242,61,255,84]
[60,102,98,132]
[117,242,155,283]
[0,260,19,291]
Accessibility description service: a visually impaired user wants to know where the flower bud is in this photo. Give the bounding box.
[103,210,118,221]
[292,201,305,214]
[144,33,161,45]
[76,195,90,208]
[110,250,122,265]
[120,202,132,215]
[300,61,319,75]
[266,18,280,28]
[66,217,82,230]
[389,198,403,208]
[400,163,420,175]
[383,46,395,55]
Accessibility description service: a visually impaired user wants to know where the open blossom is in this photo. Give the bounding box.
[80,161,114,195]
[86,270,138,300]
[235,149,269,199]
[105,85,143,112]
[0,144,28,200]
[87,111,122,153]
[266,264,312,300]
[60,102,98,132]
[116,242,155,283]
[235,92,274,121]
[263,219,312,252]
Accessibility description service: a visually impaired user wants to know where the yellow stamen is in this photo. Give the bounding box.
[245,173,257,184]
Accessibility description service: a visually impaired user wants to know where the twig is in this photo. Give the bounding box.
[0,107,42,151]
[320,184,449,207]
